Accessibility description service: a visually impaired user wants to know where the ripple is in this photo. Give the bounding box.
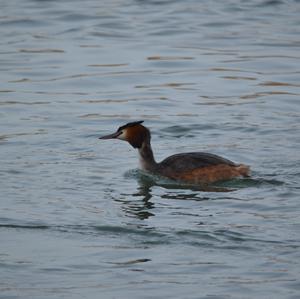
[258,81,300,87]
[210,68,274,76]
[240,91,298,99]
[90,30,130,39]
[92,225,163,237]
[79,113,159,119]
[0,100,50,105]
[0,224,49,230]
[80,96,168,104]
[19,48,64,53]
[0,221,162,238]
[106,258,151,266]
[221,76,257,81]
[0,130,47,141]
[8,78,31,83]
[135,82,196,89]
[0,218,49,230]
[0,89,15,93]
[0,18,47,27]
[88,63,128,67]
[258,0,285,7]
[147,56,194,61]
[27,70,152,82]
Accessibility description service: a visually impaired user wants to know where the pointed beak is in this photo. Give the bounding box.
[99,131,121,140]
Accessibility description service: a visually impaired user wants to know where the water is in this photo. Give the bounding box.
[1,0,300,298]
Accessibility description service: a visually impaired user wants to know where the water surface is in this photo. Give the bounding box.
[1,0,300,298]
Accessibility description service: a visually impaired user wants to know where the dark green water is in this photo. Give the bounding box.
[1,0,300,298]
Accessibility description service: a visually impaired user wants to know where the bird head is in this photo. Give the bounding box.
[99,120,150,149]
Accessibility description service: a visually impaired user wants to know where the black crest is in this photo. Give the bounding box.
[117,120,144,132]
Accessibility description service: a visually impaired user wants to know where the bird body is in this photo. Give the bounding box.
[100,121,250,185]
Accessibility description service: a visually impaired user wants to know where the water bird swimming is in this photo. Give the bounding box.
[99,121,250,185]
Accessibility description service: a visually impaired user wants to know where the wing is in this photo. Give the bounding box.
[158,152,236,173]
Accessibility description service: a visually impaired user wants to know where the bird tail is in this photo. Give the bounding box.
[236,164,251,177]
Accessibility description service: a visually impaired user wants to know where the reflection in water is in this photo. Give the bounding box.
[119,170,285,220]
[119,170,233,220]
[118,174,155,220]
[127,182,155,220]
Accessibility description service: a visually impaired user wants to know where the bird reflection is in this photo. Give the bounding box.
[118,170,233,220]
[119,176,155,220]
[116,170,282,221]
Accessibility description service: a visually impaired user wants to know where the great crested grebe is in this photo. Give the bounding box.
[99,121,250,185]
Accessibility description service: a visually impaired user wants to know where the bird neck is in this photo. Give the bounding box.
[138,140,157,172]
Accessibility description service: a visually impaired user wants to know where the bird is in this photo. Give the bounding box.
[99,121,250,185]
